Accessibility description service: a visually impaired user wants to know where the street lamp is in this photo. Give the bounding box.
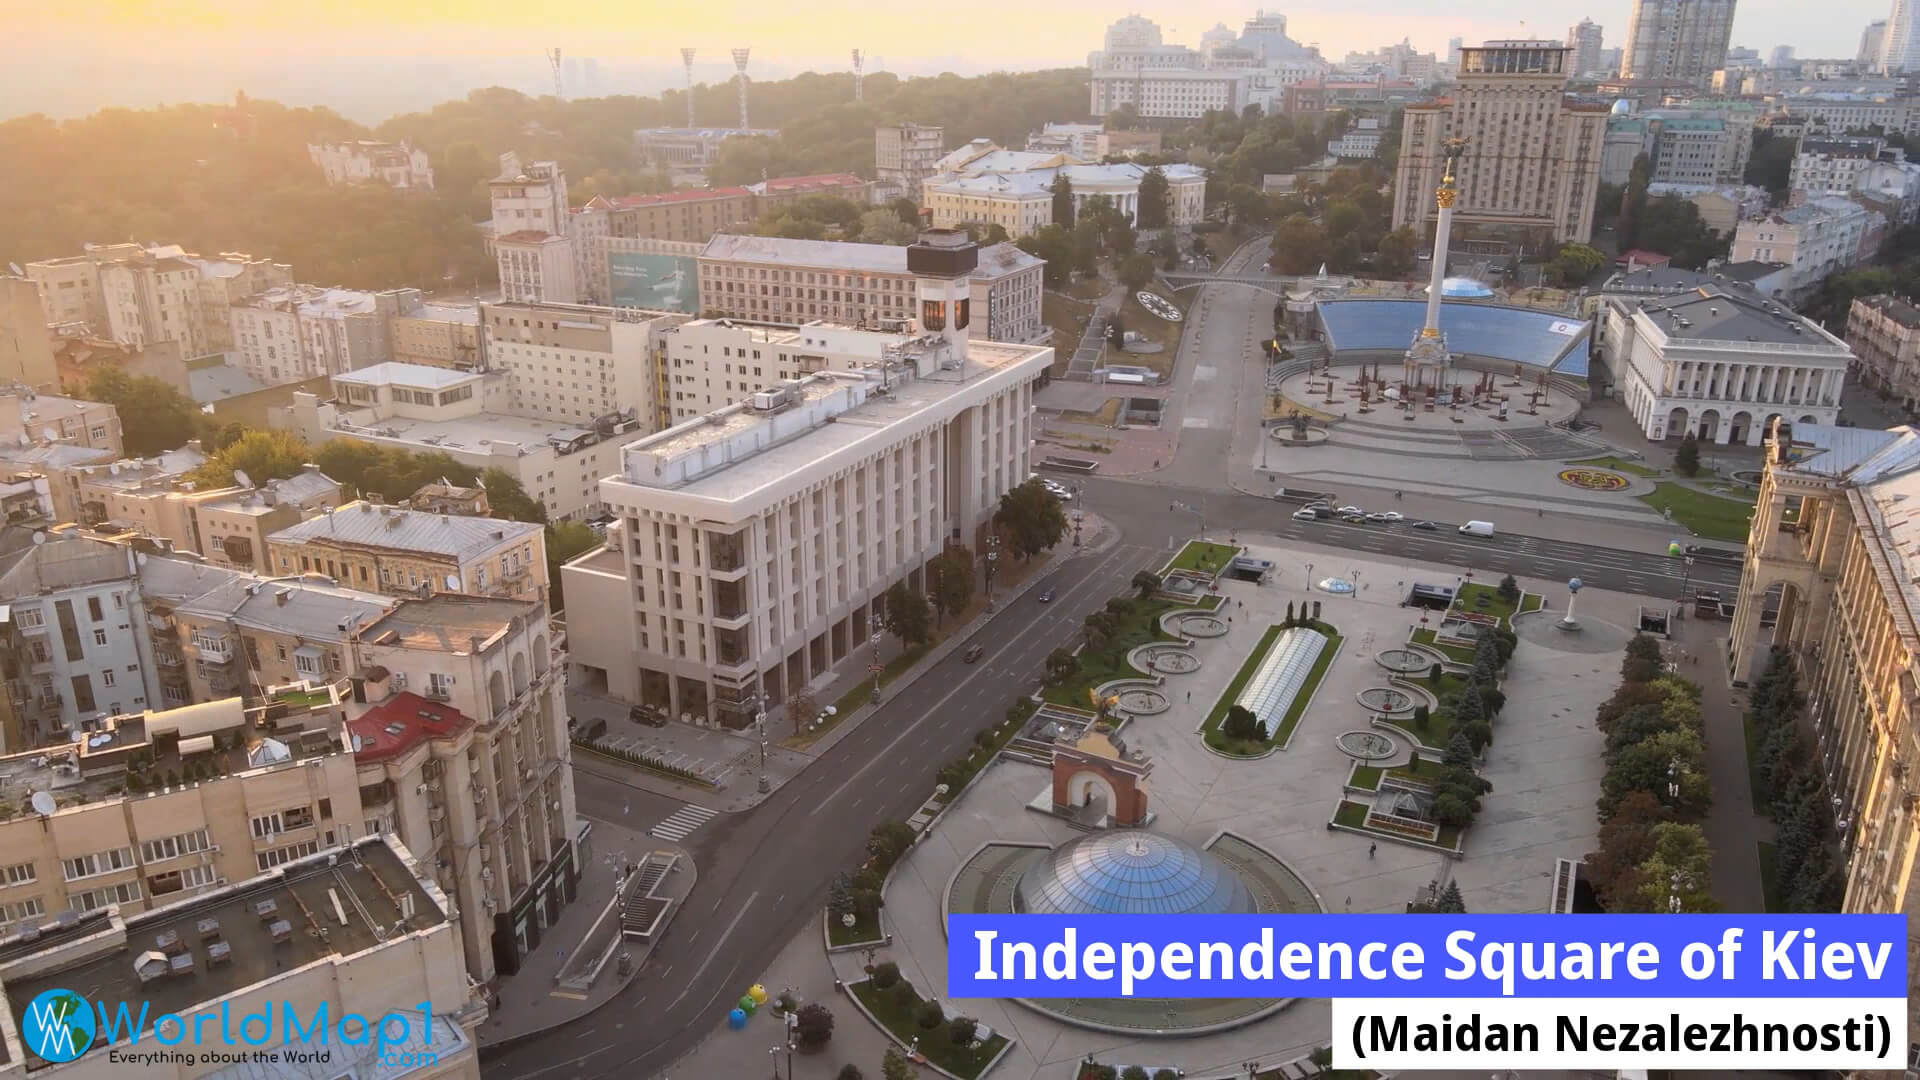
[869,629,884,709]
[1350,568,1361,598]
[984,534,1001,612]
[768,1046,781,1080]
[751,694,769,793]
[1679,554,1696,600]
[1305,561,1314,588]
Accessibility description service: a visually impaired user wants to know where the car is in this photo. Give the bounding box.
[1038,589,1054,603]
[1412,520,1439,531]
[1291,508,1318,521]
[1336,505,1363,516]
[1050,488,1074,502]
[1366,511,1403,523]
[1339,512,1366,523]
[629,704,667,728]
[963,644,984,663]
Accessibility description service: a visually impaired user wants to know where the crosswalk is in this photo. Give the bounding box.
[648,803,719,842]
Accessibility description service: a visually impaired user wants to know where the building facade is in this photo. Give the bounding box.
[1847,294,1920,410]
[923,160,1206,238]
[1568,18,1606,77]
[1790,136,1892,199]
[1620,0,1738,85]
[604,189,758,245]
[0,534,151,740]
[563,231,1051,724]
[1606,285,1852,445]
[307,140,435,190]
[876,123,947,202]
[266,501,548,602]
[1393,41,1609,248]
[1732,197,1886,298]
[480,301,683,425]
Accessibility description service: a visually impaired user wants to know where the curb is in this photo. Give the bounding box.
[839,978,1018,1080]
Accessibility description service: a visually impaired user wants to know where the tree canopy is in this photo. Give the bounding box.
[84,368,205,458]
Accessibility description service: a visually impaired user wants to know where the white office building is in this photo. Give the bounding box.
[480,301,685,426]
[0,534,154,741]
[1790,136,1893,199]
[562,231,1052,724]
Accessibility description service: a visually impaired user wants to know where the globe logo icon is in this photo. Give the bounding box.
[21,989,94,1062]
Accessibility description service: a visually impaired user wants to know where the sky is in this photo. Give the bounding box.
[1,0,1900,121]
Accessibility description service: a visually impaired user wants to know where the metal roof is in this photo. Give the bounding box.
[333,362,480,389]
[1316,299,1593,377]
[268,501,539,562]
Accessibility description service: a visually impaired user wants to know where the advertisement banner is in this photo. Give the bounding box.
[610,252,698,313]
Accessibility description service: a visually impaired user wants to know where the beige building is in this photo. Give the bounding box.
[1847,294,1920,411]
[1393,41,1609,248]
[350,594,574,981]
[695,235,1046,344]
[496,231,579,306]
[875,123,946,200]
[25,244,226,358]
[1620,0,1736,85]
[52,335,187,397]
[1727,421,1920,1058]
[390,293,485,370]
[565,231,1051,721]
[411,482,489,516]
[0,389,121,458]
[0,276,57,391]
[1731,196,1886,299]
[308,139,436,190]
[480,301,684,425]
[604,188,758,245]
[73,462,338,573]
[922,157,1207,239]
[266,501,547,602]
[0,832,481,1080]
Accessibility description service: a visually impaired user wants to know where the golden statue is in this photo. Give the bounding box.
[1435,137,1468,209]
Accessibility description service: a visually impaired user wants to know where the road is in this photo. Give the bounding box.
[484,541,1165,1080]
[1074,478,1743,600]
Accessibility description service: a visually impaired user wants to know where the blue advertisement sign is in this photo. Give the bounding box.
[610,252,698,313]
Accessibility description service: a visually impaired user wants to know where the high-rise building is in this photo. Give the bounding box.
[489,153,575,304]
[1861,20,1890,66]
[1392,41,1609,247]
[1620,0,1738,86]
[0,277,58,390]
[1885,0,1920,72]
[1568,19,1606,76]
[1769,44,1797,68]
[875,123,946,202]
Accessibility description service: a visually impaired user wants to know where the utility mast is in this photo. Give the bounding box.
[731,48,751,128]
[852,48,865,102]
[547,48,564,100]
[680,48,697,126]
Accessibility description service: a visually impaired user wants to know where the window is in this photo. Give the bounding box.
[1,862,35,887]
[255,840,320,873]
[282,805,314,830]
[428,672,453,698]
[102,669,115,688]
[68,881,141,912]
[13,607,42,629]
[141,829,210,863]
[91,628,107,646]
[250,811,283,839]
[87,597,103,621]
[2,898,44,923]
[63,848,135,882]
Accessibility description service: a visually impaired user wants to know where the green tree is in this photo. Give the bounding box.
[794,1003,835,1048]
[1131,569,1162,598]
[1045,647,1079,684]
[544,520,600,610]
[1375,226,1418,277]
[1222,705,1262,741]
[992,480,1068,560]
[84,368,204,458]
[1744,129,1795,199]
[1015,223,1077,289]
[1117,253,1156,290]
[1150,230,1181,271]
[1675,433,1701,477]
[949,1017,979,1046]
[890,196,922,226]
[855,209,916,245]
[915,999,944,1029]
[1618,153,1651,250]
[1548,242,1606,286]
[1121,1068,1151,1080]
[980,222,1011,246]
[1583,789,1671,910]
[480,467,547,523]
[882,1046,914,1080]
[870,961,901,989]
[929,549,975,625]
[1137,167,1172,228]
[1050,173,1075,228]
[185,428,310,488]
[1632,822,1716,912]
[838,1066,866,1080]
[1270,214,1329,274]
[1497,573,1520,603]
[883,581,932,648]
[1435,880,1468,912]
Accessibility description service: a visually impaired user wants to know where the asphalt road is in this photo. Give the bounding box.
[1072,479,1743,600]
[484,541,1164,1080]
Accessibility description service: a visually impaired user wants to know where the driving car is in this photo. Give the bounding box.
[1038,588,1054,602]
[1412,520,1439,530]
[1290,508,1318,521]
[963,644,984,663]
[1339,512,1366,523]
[1336,505,1363,516]
[1368,511,1404,523]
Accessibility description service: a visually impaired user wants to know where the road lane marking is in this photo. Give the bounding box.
[669,891,758,1011]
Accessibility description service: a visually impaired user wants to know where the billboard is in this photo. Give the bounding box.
[609,252,698,313]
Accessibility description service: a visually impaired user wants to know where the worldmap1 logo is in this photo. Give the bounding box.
[22,989,95,1063]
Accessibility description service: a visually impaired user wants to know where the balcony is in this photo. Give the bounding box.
[191,633,234,664]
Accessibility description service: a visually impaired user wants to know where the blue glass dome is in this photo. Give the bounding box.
[1434,277,1495,298]
[1014,832,1256,915]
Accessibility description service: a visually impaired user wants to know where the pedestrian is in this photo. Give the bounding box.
[1368,842,1377,859]
[1186,691,1192,703]
[623,802,630,816]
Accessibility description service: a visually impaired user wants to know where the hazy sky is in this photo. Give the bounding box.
[4,0,1899,120]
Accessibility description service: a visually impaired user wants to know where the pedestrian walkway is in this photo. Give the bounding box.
[648,803,718,842]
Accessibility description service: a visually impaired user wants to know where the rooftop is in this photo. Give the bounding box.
[1854,293,1920,328]
[606,187,753,209]
[347,691,476,764]
[1317,300,1593,377]
[495,229,564,244]
[1631,287,1844,348]
[188,363,269,404]
[400,301,480,325]
[296,288,380,319]
[0,443,115,472]
[1771,422,1912,481]
[199,470,340,517]
[699,235,1043,280]
[333,362,481,391]
[173,574,394,641]
[0,837,446,1044]
[635,127,778,139]
[363,593,540,653]
[0,532,131,597]
[325,408,604,460]
[1599,261,1789,294]
[746,172,865,195]
[3,390,110,428]
[268,501,539,561]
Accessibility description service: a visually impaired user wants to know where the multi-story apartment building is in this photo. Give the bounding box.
[602,189,758,245]
[350,594,574,981]
[0,389,121,458]
[635,127,779,169]
[1847,294,1920,410]
[0,833,481,1080]
[1281,77,1424,117]
[1605,285,1853,445]
[495,231,579,305]
[1393,41,1609,248]
[1087,12,1327,119]
[390,292,485,369]
[746,173,869,214]
[1883,0,1920,73]
[157,567,395,706]
[266,501,548,602]
[479,301,684,424]
[923,159,1207,238]
[0,276,57,391]
[488,153,569,241]
[876,123,946,200]
[1639,110,1753,185]
[228,285,397,385]
[411,481,490,516]
[1620,0,1737,86]
[307,139,436,190]
[1723,421,1920,1056]
[1790,136,1892,198]
[1568,18,1606,77]
[0,532,151,742]
[25,244,231,360]
[563,230,1051,723]
[489,154,575,304]
[694,235,1046,344]
[1768,91,1920,137]
[1645,182,1773,235]
[1855,156,1920,223]
[174,250,293,355]
[289,363,641,522]
[1732,196,1886,298]
[1863,20,1890,68]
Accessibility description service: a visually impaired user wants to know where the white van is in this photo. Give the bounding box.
[1458,520,1496,538]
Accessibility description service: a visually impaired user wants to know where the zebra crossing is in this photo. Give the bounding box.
[648,803,719,842]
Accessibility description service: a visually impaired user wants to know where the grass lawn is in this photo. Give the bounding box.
[1349,758,1439,791]
[1757,841,1780,913]
[852,979,1008,1079]
[1113,291,1189,377]
[1041,599,1182,708]
[1334,799,1461,851]
[272,688,333,708]
[827,910,883,947]
[1638,482,1755,543]
[1202,622,1340,754]
[1348,765,1383,790]
[1570,455,1660,478]
[1456,582,1520,627]
[1066,275,1110,301]
[1410,627,1476,664]
[1519,593,1544,614]
[1394,671,1471,749]
[1743,711,1770,816]
[1041,293,1096,375]
[1057,397,1122,426]
[1165,540,1238,574]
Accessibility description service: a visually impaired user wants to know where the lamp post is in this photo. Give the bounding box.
[767,1046,781,1080]
[869,629,884,709]
[1305,561,1314,588]
[752,695,769,793]
[1350,568,1361,598]
[984,534,1001,612]
[1679,554,1696,601]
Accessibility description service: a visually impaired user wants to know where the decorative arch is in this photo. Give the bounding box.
[532,633,550,675]
[1666,406,1689,439]
[511,652,530,696]
[488,670,508,717]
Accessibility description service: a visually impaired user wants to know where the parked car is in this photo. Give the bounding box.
[1366,511,1404,523]
[1412,520,1439,531]
[1336,505,1363,516]
[1339,512,1366,523]
[630,704,667,727]
[1290,508,1318,521]
[963,644,984,663]
[575,717,608,741]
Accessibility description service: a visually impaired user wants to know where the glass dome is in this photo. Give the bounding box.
[1014,831,1256,916]
[1430,277,1495,299]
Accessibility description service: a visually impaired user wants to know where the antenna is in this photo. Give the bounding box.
[852,49,865,102]
[233,468,252,490]
[731,48,751,129]
[30,791,55,817]
[680,48,697,127]
[548,48,564,100]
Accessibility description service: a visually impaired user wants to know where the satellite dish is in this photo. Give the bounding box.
[29,791,55,817]
[233,469,252,489]
[30,531,45,546]
[444,574,461,590]
[40,427,56,442]
[134,551,148,566]
[7,263,21,276]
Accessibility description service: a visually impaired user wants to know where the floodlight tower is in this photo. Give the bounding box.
[548,48,564,100]
[680,48,697,126]
[852,49,865,102]
[732,48,751,129]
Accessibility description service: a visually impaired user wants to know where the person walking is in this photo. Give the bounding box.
[1368,842,1377,859]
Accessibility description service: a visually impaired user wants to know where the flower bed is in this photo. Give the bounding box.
[1557,468,1629,491]
[851,978,1009,1079]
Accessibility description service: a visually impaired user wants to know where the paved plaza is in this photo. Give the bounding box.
[665,537,1653,1080]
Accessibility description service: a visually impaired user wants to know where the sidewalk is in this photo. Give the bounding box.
[478,818,696,1053]
[1672,618,1770,912]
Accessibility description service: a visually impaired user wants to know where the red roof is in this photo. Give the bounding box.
[758,173,864,192]
[1615,249,1671,267]
[350,692,474,764]
[608,187,753,209]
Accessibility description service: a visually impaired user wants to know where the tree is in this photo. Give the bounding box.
[1137,167,1171,228]
[1548,242,1606,287]
[1270,214,1329,275]
[882,582,932,648]
[1045,647,1079,684]
[1015,223,1077,289]
[185,428,311,488]
[1228,184,1272,229]
[85,368,204,458]
[1150,230,1181,271]
[992,480,1068,560]
[1618,153,1651,251]
[882,1047,914,1080]
[827,872,854,919]
[1117,253,1156,290]
[1375,226,1418,277]
[1131,570,1162,598]
[794,1003,835,1048]
[838,1066,866,1080]
[929,549,974,625]
[915,999,944,1029]
[1675,433,1701,477]
[1632,822,1716,912]
[948,1017,979,1046]
[855,209,917,245]
[1497,573,1520,603]
[1050,173,1075,228]
[1745,129,1795,200]
[981,222,1011,246]
[788,687,820,736]
[1121,1068,1151,1080]
[545,520,601,610]
[867,822,916,868]
[1222,705,1262,741]
[870,961,900,989]
[1435,880,1468,912]
[1584,790,1671,910]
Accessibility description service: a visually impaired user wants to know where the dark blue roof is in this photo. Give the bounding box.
[1318,299,1593,378]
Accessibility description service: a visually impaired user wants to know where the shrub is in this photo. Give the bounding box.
[1221,704,1262,741]
[887,979,916,1011]
[1412,703,1430,727]
[870,962,900,989]
[1122,1068,1150,1080]
[1153,1070,1182,1080]
[1497,574,1519,602]
[794,1003,835,1049]
[948,1016,978,1045]
[1429,661,1443,681]
[1479,685,1506,716]
[915,999,944,1029]
[838,1066,865,1080]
